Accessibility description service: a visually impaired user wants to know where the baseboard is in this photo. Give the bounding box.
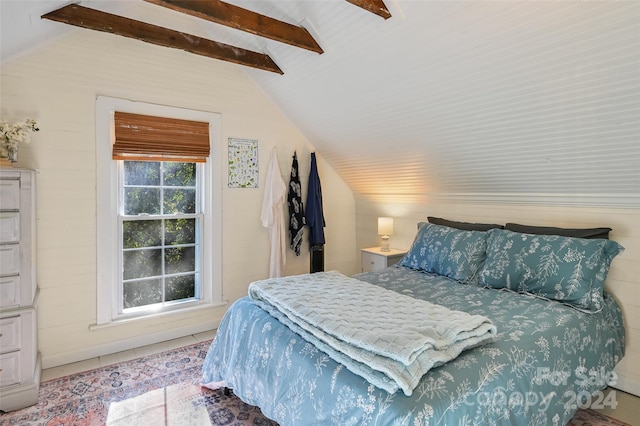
[42,320,218,369]
[611,371,640,397]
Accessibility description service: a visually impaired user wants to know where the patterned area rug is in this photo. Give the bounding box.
[568,408,633,426]
[0,340,276,426]
[0,340,631,425]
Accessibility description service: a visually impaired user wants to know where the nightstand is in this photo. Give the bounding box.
[361,247,407,273]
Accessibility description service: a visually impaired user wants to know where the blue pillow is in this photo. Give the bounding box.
[478,229,624,312]
[399,223,487,283]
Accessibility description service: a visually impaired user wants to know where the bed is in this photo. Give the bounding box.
[202,221,625,425]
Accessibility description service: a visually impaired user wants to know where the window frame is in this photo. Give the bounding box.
[96,97,222,326]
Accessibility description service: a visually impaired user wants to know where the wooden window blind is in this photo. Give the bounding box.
[112,112,210,162]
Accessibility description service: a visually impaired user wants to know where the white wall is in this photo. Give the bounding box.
[0,30,356,368]
[355,195,640,396]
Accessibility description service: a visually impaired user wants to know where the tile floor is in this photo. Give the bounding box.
[41,331,640,425]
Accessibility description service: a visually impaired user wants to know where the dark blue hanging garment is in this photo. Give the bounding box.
[305,152,325,246]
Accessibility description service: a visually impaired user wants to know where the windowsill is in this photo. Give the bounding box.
[89,300,228,331]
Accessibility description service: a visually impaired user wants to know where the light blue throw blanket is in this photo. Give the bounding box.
[248,271,497,395]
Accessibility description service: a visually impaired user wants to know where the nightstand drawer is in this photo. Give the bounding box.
[361,247,407,273]
[362,251,386,272]
[0,351,20,387]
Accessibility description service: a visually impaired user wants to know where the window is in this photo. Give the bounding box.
[96,97,222,325]
[120,161,201,312]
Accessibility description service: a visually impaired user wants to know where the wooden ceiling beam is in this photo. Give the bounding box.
[42,4,283,74]
[347,0,392,19]
[145,0,323,54]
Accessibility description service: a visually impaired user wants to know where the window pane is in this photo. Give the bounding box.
[166,275,195,301]
[124,161,160,186]
[165,219,195,245]
[123,220,162,249]
[123,249,162,280]
[119,160,203,314]
[124,188,161,215]
[163,188,196,214]
[163,162,196,187]
[123,279,162,309]
[165,246,195,274]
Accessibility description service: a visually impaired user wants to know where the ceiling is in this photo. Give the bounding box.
[2,0,639,206]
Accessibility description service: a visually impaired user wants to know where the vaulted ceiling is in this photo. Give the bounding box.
[2,1,639,207]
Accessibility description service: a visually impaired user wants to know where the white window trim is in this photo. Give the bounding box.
[96,96,222,326]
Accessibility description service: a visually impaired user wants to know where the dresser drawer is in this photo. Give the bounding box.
[0,351,20,387]
[0,180,20,211]
[0,276,20,308]
[0,316,21,354]
[0,244,20,276]
[0,212,19,244]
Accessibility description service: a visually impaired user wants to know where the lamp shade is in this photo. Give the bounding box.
[378,217,394,236]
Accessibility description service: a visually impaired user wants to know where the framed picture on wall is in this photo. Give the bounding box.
[228,138,258,188]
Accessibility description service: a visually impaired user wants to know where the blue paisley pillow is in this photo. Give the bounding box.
[478,228,624,312]
[399,223,487,283]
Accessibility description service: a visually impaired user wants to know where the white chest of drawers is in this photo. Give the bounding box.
[0,168,41,411]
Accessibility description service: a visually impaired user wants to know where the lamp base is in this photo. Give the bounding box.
[380,236,390,252]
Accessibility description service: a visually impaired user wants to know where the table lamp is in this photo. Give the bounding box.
[378,217,393,252]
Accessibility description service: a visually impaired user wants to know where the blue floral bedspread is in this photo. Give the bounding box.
[201,266,624,426]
